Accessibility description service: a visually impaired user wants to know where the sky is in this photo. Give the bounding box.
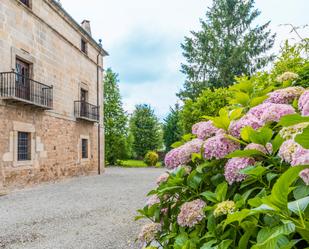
[60,0,309,120]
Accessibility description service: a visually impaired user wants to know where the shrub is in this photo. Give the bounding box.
[144,151,159,166]
[136,82,309,248]
[180,88,231,133]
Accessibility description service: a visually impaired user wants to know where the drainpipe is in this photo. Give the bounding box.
[97,39,103,175]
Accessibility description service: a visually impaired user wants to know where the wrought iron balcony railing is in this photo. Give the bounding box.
[74,101,99,122]
[0,72,53,109]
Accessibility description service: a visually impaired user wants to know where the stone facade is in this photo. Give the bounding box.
[0,0,107,189]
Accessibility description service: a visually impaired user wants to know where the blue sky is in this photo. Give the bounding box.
[61,0,309,119]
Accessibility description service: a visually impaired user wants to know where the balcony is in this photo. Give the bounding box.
[0,72,53,109]
[74,101,99,122]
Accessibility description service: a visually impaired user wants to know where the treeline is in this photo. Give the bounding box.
[104,69,163,165]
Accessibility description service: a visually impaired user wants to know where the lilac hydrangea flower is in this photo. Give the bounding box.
[260,104,296,123]
[245,143,273,154]
[298,90,309,116]
[248,103,296,123]
[177,199,206,227]
[229,114,264,138]
[224,157,256,185]
[264,86,304,104]
[164,148,181,169]
[248,103,275,119]
[146,195,160,207]
[192,121,222,140]
[291,146,309,166]
[203,134,240,159]
[299,169,309,185]
[278,139,300,163]
[301,102,309,116]
[156,173,169,185]
[164,139,204,169]
[138,223,161,243]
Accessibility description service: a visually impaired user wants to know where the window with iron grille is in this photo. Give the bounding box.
[82,139,88,159]
[20,0,30,7]
[18,132,31,161]
[81,39,87,54]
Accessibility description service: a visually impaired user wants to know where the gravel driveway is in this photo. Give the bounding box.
[0,167,165,249]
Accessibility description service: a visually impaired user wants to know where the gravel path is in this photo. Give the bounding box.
[0,167,165,249]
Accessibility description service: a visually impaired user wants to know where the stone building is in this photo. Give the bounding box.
[0,0,108,189]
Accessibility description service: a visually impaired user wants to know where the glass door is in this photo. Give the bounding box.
[80,89,88,117]
[16,59,30,100]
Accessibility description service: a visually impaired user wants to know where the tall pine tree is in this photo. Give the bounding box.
[129,104,162,158]
[104,68,128,165]
[178,0,275,100]
[163,104,183,151]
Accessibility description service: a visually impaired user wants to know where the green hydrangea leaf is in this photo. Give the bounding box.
[295,126,309,149]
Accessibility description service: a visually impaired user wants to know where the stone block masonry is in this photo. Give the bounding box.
[0,0,107,189]
[0,105,100,189]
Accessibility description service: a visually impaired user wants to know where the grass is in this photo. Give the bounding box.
[118,160,162,168]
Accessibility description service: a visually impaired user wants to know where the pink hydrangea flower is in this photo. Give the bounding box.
[229,114,264,138]
[192,121,222,140]
[301,102,309,116]
[177,199,206,227]
[248,103,274,119]
[156,173,169,185]
[248,103,296,123]
[298,90,309,116]
[203,134,240,159]
[146,195,160,207]
[299,169,309,185]
[278,139,300,163]
[245,143,273,154]
[264,86,304,104]
[224,157,256,185]
[164,139,204,169]
[138,223,161,243]
[291,146,309,166]
[164,148,181,169]
[260,104,296,123]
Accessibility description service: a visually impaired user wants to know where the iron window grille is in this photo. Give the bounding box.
[82,139,88,159]
[18,132,31,161]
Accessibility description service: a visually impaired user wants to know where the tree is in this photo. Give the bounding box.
[104,68,128,165]
[180,88,231,133]
[178,0,276,100]
[163,104,183,151]
[129,104,162,158]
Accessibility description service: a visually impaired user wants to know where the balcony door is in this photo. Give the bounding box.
[16,59,30,100]
[80,89,88,117]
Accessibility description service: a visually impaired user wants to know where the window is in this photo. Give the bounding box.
[20,0,30,7]
[18,132,31,161]
[81,39,87,54]
[81,139,88,159]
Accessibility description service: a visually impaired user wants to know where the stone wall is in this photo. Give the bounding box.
[0,105,100,189]
[0,0,105,189]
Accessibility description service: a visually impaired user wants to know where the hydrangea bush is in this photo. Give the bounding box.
[136,75,309,248]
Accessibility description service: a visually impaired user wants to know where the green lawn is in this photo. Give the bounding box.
[118,160,162,168]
